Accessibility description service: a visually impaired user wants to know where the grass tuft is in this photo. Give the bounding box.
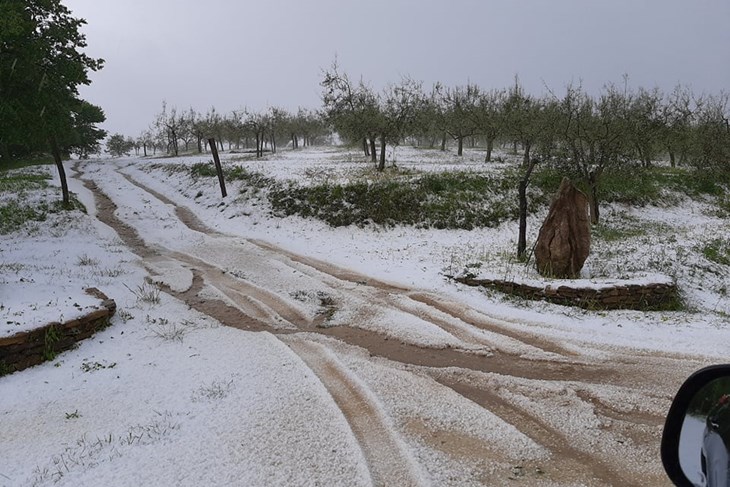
[125,282,161,305]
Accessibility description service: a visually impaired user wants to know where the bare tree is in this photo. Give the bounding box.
[321,62,381,163]
[376,77,425,170]
[155,102,184,156]
[625,86,664,168]
[239,109,271,158]
[137,129,155,157]
[436,83,481,156]
[475,88,506,162]
[660,85,695,167]
[558,82,629,224]
[688,91,730,176]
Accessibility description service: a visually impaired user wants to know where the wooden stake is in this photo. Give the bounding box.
[208,137,227,198]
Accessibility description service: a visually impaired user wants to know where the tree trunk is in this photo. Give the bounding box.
[440,133,446,151]
[363,138,369,156]
[0,142,10,163]
[523,141,532,166]
[517,179,528,260]
[378,136,386,171]
[143,143,147,157]
[457,137,463,156]
[172,130,179,156]
[668,150,675,168]
[516,157,537,260]
[49,136,70,206]
[485,138,494,162]
[369,138,377,163]
[588,173,600,224]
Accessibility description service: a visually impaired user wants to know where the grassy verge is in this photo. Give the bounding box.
[701,238,730,266]
[268,171,548,229]
[186,159,726,231]
[0,171,85,234]
[533,165,728,207]
[0,155,55,172]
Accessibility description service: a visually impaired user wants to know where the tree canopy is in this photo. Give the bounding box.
[0,0,106,163]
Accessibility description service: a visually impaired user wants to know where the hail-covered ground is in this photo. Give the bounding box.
[1,145,728,487]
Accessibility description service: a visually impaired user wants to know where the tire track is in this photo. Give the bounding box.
[117,168,583,359]
[434,378,632,487]
[283,336,425,487]
[167,250,310,328]
[77,162,701,486]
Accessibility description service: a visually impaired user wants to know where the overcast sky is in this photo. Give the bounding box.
[63,0,730,137]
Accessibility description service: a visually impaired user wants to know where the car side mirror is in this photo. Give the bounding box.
[662,365,730,486]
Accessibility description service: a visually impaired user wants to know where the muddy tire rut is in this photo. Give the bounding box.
[76,163,709,486]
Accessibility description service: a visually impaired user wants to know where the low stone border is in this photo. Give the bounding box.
[454,276,680,311]
[0,288,116,376]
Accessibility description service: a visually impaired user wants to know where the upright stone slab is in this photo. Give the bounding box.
[534,178,591,278]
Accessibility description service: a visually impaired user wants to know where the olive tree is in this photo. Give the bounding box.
[625,86,664,168]
[660,85,695,167]
[558,83,629,224]
[436,83,481,156]
[687,92,730,178]
[475,88,506,162]
[321,63,381,162]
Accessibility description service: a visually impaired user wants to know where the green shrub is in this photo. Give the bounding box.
[190,162,218,178]
[268,171,527,229]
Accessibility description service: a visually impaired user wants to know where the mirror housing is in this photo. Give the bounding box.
[662,364,730,486]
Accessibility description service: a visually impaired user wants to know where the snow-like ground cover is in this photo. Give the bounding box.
[1,146,729,486]
[128,146,730,357]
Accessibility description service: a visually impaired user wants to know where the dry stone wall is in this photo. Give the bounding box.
[455,277,678,311]
[0,288,116,376]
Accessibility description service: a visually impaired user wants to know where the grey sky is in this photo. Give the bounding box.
[63,0,730,137]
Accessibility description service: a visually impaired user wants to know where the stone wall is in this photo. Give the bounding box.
[454,277,679,311]
[0,288,116,376]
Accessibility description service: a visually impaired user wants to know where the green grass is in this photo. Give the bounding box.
[0,155,54,172]
[268,171,538,229]
[533,164,728,207]
[0,201,48,234]
[0,170,85,234]
[0,360,13,377]
[701,238,730,266]
[0,171,51,192]
[188,159,727,231]
[0,197,85,234]
[190,162,275,186]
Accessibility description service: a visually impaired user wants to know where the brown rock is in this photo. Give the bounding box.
[535,178,591,278]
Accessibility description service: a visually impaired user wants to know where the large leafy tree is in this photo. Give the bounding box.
[0,0,105,202]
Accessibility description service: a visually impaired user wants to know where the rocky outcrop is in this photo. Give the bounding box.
[535,178,591,278]
[0,288,116,376]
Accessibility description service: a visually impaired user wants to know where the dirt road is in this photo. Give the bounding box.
[76,162,708,486]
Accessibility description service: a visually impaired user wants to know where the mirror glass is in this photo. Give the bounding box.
[679,377,730,486]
